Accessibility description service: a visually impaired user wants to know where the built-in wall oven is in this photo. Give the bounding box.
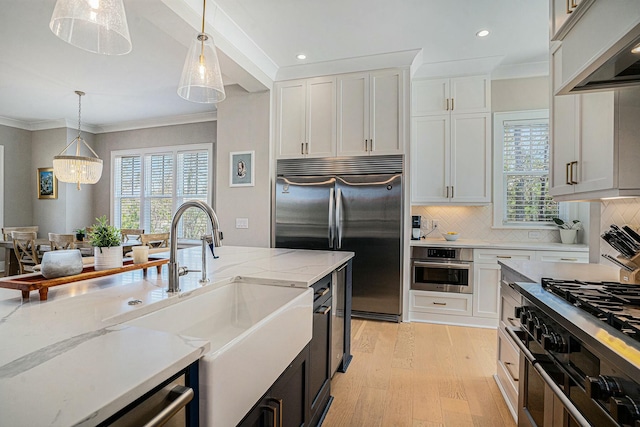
[410,247,473,294]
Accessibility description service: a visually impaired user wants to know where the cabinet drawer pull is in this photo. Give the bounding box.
[315,305,331,315]
[561,258,578,261]
[301,143,304,155]
[507,317,519,326]
[446,98,449,111]
[566,0,572,14]
[262,403,279,427]
[566,162,571,185]
[267,398,283,427]
[570,161,578,184]
[305,142,309,155]
[445,186,450,198]
[504,361,519,382]
[315,287,329,297]
[364,139,368,151]
[451,186,454,198]
[433,301,447,306]
[451,98,454,111]
[496,256,511,259]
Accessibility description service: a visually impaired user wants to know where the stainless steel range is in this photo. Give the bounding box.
[506,278,640,427]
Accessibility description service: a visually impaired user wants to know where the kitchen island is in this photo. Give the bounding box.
[0,246,353,426]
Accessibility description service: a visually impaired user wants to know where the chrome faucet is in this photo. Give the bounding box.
[168,200,222,293]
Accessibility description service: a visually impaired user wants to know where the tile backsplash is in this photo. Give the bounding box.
[411,205,561,242]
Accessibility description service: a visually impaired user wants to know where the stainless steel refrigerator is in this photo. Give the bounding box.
[275,156,403,322]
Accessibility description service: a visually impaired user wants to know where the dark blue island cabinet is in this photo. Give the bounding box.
[238,260,353,427]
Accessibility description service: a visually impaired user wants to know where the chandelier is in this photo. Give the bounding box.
[49,0,132,55]
[53,91,103,190]
[177,0,225,103]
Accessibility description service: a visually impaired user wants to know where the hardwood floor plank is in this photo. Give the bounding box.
[325,321,515,427]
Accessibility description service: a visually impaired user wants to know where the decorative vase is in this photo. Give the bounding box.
[94,246,123,271]
[41,249,83,278]
[559,229,578,244]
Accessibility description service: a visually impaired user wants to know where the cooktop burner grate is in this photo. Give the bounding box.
[541,278,640,342]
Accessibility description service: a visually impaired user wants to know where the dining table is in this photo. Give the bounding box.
[0,239,143,277]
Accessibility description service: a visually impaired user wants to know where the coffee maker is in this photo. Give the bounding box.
[411,215,421,240]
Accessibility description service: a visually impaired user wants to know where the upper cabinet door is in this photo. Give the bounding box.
[411,115,450,204]
[306,77,336,158]
[450,113,491,203]
[337,73,370,156]
[275,80,307,159]
[411,78,449,116]
[449,76,491,114]
[370,69,404,155]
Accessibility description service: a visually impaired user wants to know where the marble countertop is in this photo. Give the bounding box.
[410,238,589,252]
[0,246,354,426]
[498,259,619,283]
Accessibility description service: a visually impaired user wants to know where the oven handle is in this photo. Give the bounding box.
[504,326,536,363]
[504,327,591,427]
[413,261,472,270]
[533,363,591,427]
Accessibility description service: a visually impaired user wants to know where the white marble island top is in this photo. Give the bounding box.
[0,246,353,426]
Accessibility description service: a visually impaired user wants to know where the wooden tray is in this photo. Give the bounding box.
[0,258,169,301]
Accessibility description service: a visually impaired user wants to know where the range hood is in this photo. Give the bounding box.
[571,29,640,92]
[554,1,640,95]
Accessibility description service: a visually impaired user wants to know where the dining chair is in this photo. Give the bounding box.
[140,233,169,248]
[2,226,38,241]
[11,231,39,274]
[121,228,144,242]
[48,233,76,251]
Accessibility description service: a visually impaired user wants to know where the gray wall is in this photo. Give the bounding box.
[93,121,217,222]
[216,85,270,247]
[0,124,33,228]
[31,127,96,235]
[492,76,549,112]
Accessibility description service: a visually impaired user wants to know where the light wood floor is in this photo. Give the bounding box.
[323,319,517,427]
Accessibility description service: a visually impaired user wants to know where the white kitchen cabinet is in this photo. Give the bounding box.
[412,75,490,116]
[550,73,640,200]
[550,0,583,39]
[275,77,335,159]
[336,69,405,156]
[411,75,491,205]
[410,290,472,316]
[473,263,501,319]
[534,250,588,263]
[411,112,491,204]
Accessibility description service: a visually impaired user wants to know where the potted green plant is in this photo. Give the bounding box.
[74,228,86,241]
[552,218,582,244]
[89,215,122,270]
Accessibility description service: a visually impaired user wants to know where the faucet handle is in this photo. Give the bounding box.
[177,266,201,276]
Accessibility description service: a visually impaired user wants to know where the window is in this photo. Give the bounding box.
[112,144,212,239]
[493,110,562,228]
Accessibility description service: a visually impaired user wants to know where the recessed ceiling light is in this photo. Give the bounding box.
[296,54,307,60]
[476,30,490,38]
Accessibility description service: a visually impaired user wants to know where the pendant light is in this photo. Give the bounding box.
[53,91,103,190]
[177,0,226,103]
[49,0,132,55]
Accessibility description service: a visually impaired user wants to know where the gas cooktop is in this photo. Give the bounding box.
[541,278,640,343]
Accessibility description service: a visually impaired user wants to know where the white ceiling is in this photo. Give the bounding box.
[0,0,549,131]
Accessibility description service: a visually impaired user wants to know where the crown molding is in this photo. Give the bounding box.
[275,49,420,81]
[95,111,217,133]
[0,112,217,134]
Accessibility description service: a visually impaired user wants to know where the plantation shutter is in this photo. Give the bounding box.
[145,154,173,233]
[502,120,558,224]
[114,156,141,228]
[177,150,209,239]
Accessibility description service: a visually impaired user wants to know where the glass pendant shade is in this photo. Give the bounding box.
[49,0,132,55]
[177,32,226,103]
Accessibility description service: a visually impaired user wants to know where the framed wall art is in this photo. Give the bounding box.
[229,151,255,187]
[37,167,57,199]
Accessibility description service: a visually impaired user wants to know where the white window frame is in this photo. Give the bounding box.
[110,143,213,234]
[493,110,570,229]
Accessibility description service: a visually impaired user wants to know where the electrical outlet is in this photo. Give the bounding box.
[432,219,439,229]
[235,218,249,229]
[423,218,431,230]
[528,231,541,239]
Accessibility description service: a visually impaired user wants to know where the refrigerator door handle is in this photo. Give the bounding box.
[328,188,335,248]
[336,188,343,249]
